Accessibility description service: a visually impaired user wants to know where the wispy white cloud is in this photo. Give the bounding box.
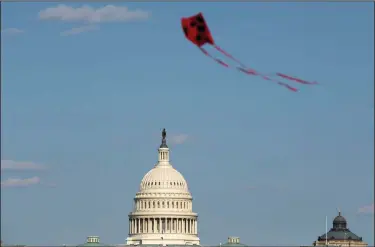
[1,177,41,188]
[169,134,189,145]
[1,160,45,171]
[38,4,150,23]
[357,203,374,214]
[1,28,24,35]
[60,25,99,36]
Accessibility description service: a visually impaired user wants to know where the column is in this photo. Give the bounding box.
[162,217,165,233]
[153,218,156,233]
[170,218,172,233]
[195,219,197,234]
[159,217,161,233]
[163,217,166,233]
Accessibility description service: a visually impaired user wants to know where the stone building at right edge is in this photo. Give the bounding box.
[311,211,368,247]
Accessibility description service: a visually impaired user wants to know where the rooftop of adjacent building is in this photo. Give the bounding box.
[69,236,250,247]
[315,210,364,242]
[219,237,249,247]
[77,236,114,247]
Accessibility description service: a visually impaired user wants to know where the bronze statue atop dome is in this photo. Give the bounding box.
[162,128,167,141]
[159,128,168,148]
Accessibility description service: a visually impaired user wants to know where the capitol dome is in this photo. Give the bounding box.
[140,165,189,192]
[126,129,200,246]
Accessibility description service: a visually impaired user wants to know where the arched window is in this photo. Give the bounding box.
[162,201,165,208]
[167,201,170,208]
[153,201,155,208]
[158,201,160,208]
[172,202,174,208]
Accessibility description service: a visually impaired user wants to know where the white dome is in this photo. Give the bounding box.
[126,131,200,246]
[140,165,189,192]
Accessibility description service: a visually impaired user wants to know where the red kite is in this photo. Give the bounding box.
[181,12,318,92]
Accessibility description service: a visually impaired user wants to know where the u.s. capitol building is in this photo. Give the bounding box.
[126,128,199,245]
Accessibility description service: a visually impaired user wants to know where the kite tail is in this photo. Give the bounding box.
[276,73,318,85]
[237,67,298,92]
[200,46,298,92]
[200,47,229,68]
[213,45,247,68]
[214,44,318,87]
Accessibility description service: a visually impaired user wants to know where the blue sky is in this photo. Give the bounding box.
[1,2,374,246]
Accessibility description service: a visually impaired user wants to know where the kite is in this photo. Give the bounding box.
[181,12,318,92]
